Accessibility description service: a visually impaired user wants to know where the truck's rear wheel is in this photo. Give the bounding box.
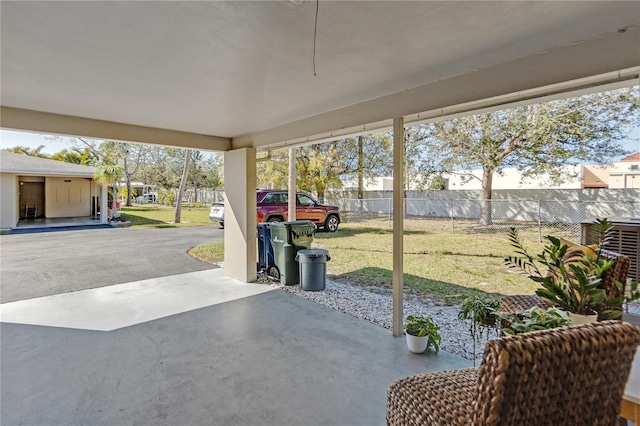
[324,215,339,232]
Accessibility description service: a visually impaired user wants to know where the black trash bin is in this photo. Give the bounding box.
[270,220,316,285]
[296,249,331,291]
[257,223,276,275]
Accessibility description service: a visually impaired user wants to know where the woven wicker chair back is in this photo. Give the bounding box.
[471,321,640,425]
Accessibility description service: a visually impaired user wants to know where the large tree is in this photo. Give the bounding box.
[256,135,391,203]
[339,133,393,196]
[174,150,192,223]
[4,145,49,157]
[296,141,351,202]
[49,147,98,165]
[421,87,638,224]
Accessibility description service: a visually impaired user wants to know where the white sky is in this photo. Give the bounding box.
[0,129,75,154]
[1,128,639,162]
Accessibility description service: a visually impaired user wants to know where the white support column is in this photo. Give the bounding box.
[100,183,108,224]
[288,148,296,220]
[392,117,404,337]
[223,148,257,282]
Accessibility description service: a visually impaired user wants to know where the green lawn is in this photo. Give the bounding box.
[187,216,545,304]
[119,204,215,228]
[313,218,543,303]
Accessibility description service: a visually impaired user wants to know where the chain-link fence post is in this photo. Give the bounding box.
[450,199,454,234]
[538,200,542,242]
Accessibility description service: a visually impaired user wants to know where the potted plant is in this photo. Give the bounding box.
[403,315,441,354]
[501,307,569,336]
[458,295,499,365]
[504,218,623,324]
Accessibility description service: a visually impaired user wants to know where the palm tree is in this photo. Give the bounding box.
[94,164,124,220]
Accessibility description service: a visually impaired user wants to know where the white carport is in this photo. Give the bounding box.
[1,1,638,335]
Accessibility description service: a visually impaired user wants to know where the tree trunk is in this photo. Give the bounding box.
[174,150,192,224]
[111,185,121,219]
[479,167,493,225]
[124,155,133,207]
[357,135,364,212]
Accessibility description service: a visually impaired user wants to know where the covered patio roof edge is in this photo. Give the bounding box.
[234,26,639,151]
[0,107,232,152]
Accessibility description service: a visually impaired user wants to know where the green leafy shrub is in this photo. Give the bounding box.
[501,307,569,336]
[458,295,500,336]
[504,219,622,318]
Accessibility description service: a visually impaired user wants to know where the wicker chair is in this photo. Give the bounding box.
[387,321,640,426]
[500,249,631,321]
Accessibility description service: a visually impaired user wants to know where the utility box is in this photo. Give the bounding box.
[581,217,640,284]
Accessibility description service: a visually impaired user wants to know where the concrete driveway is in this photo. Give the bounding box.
[0,226,222,303]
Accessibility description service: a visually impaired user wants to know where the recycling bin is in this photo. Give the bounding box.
[257,223,275,273]
[296,249,331,291]
[269,220,316,285]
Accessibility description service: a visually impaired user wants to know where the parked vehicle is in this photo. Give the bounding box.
[257,190,341,232]
[209,191,341,232]
[209,201,225,227]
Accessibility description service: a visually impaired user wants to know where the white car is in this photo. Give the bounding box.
[209,202,224,227]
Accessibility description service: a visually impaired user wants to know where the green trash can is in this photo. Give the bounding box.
[270,220,316,285]
[296,249,331,291]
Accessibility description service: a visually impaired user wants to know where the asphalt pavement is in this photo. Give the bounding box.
[0,226,223,303]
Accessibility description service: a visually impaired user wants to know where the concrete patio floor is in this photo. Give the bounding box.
[0,269,471,425]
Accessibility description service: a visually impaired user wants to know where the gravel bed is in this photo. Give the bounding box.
[262,273,640,361]
[264,274,494,361]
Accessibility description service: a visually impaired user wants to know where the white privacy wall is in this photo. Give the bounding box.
[0,173,18,228]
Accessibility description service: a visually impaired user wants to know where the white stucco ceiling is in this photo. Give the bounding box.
[1,1,639,151]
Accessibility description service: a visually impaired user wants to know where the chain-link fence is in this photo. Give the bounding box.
[328,197,640,243]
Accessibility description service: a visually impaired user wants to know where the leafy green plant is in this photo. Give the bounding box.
[504,219,622,318]
[458,295,500,334]
[501,307,569,336]
[458,295,499,365]
[616,280,640,310]
[403,315,442,354]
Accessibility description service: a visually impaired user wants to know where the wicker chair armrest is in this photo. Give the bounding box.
[387,368,478,426]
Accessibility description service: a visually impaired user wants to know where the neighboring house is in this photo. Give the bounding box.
[443,166,584,190]
[342,166,585,191]
[0,151,107,229]
[341,177,397,191]
[341,155,640,192]
[128,182,157,203]
[608,152,640,189]
[581,165,609,189]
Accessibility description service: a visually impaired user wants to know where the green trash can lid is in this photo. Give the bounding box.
[287,220,316,227]
[268,220,315,228]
